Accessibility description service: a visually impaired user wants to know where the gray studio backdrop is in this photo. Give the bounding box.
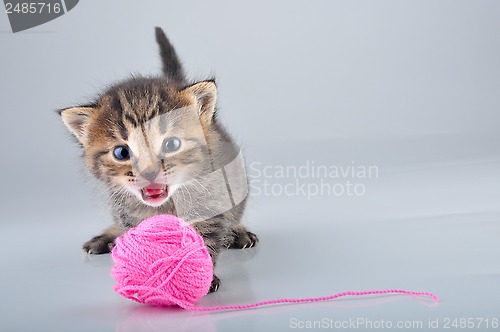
[1,0,498,217]
[1,1,499,204]
[1,1,499,332]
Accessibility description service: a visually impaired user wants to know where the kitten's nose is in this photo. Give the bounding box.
[141,169,159,182]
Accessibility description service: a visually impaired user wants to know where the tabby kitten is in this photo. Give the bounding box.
[59,27,258,292]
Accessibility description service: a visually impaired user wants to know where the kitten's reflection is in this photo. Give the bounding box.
[116,307,216,332]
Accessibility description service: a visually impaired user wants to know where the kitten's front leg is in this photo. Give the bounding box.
[226,224,259,249]
[82,224,124,255]
[192,216,227,292]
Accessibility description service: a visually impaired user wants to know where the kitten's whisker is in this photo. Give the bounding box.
[106,185,132,206]
[190,178,212,197]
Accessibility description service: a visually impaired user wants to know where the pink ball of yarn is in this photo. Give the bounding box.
[111,214,213,308]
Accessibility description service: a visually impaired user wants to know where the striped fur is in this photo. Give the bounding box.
[59,28,258,292]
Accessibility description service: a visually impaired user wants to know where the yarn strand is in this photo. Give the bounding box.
[111,215,439,311]
[188,289,439,311]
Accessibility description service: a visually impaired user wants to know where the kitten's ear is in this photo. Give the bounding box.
[58,106,95,144]
[183,80,217,122]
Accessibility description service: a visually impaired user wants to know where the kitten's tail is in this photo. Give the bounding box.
[155,27,187,85]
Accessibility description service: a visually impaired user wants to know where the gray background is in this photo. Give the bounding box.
[1,1,499,331]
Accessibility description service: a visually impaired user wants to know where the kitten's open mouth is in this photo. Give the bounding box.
[141,183,168,205]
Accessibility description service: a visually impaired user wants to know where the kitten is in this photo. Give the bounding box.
[59,27,258,292]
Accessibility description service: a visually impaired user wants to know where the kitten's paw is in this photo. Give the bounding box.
[209,275,221,293]
[229,229,259,249]
[83,234,115,255]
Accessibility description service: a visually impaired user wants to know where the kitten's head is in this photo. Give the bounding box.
[59,28,235,208]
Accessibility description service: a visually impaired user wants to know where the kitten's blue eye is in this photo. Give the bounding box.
[113,146,130,160]
[163,137,181,152]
